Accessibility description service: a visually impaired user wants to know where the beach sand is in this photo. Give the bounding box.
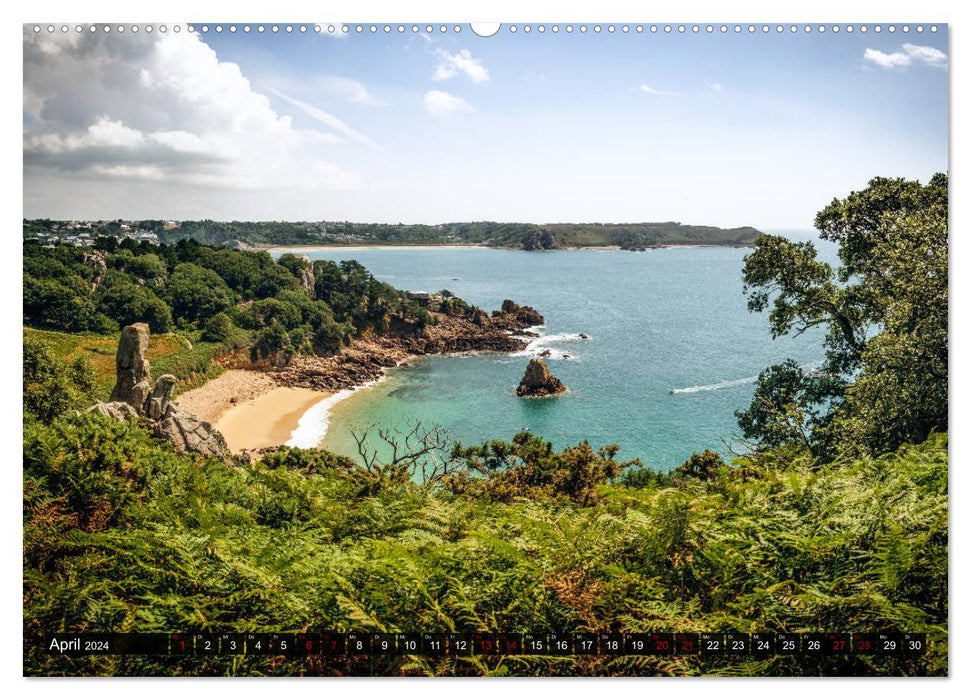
[175,369,279,424]
[175,369,332,453]
[214,386,332,453]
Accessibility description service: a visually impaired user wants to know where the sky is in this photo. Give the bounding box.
[22,23,949,229]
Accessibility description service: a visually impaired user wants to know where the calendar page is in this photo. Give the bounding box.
[21,17,948,679]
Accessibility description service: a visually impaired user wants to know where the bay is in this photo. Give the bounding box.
[276,230,837,469]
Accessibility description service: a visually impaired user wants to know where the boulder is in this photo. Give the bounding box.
[109,323,151,408]
[154,405,229,458]
[516,359,567,397]
[146,374,177,421]
[86,401,140,423]
[470,307,490,326]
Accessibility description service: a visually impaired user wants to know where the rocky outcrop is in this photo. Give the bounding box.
[495,300,544,327]
[154,404,229,457]
[146,374,177,421]
[87,401,140,423]
[82,250,108,292]
[109,323,152,407]
[273,300,543,392]
[297,254,315,298]
[516,359,566,397]
[92,324,229,458]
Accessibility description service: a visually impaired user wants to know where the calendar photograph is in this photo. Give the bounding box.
[22,21,948,677]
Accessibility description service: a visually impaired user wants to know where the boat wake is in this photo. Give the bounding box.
[669,375,759,394]
[669,360,824,394]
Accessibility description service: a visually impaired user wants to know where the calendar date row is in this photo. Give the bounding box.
[40,632,927,658]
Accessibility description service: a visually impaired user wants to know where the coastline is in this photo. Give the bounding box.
[263,244,490,252]
[263,243,754,252]
[175,300,542,456]
[214,386,332,454]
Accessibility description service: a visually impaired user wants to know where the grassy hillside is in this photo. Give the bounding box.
[23,327,239,399]
[23,412,946,676]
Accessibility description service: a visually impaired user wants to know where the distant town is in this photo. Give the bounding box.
[23,219,181,247]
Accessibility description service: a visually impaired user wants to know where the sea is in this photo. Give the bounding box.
[275,230,838,470]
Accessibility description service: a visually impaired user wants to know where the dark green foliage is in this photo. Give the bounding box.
[23,414,947,676]
[162,263,236,323]
[124,253,167,281]
[250,319,294,363]
[202,312,233,343]
[675,449,727,481]
[735,360,836,450]
[23,241,430,365]
[446,431,641,506]
[24,275,98,332]
[23,335,95,424]
[740,174,947,456]
[96,283,173,333]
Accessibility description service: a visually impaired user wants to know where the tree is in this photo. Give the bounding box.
[162,263,236,323]
[446,431,641,506]
[124,253,167,281]
[675,449,728,481]
[245,298,302,330]
[23,276,97,332]
[740,174,947,455]
[96,283,173,333]
[203,312,233,343]
[250,319,292,364]
[23,335,95,424]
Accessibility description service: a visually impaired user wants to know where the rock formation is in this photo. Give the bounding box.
[516,359,567,397]
[109,323,152,407]
[88,324,229,458]
[496,299,544,327]
[297,254,315,298]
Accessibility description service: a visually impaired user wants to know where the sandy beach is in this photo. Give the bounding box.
[263,244,489,252]
[214,386,332,453]
[175,369,332,453]
[176,369,279,423]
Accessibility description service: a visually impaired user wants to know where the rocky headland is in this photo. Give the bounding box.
[272,299,544,392]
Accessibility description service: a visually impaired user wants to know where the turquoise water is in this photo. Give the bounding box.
[278,231,836,470]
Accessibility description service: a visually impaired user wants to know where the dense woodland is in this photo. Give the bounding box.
[24,219,762,251]
[23,175,948,676]
[23,237,447,369]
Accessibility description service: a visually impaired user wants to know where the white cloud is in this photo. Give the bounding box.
[433,49,490,83]
[269,89,384,152]
[424,90,472,117]
[23,28,363,198]
[640,84,679,97]
[902,43,948,67]
[707,82,723,92]
[863,43,948,70]
[313,75,388,106]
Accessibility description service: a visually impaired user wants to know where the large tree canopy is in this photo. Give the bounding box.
[738,174,947,456]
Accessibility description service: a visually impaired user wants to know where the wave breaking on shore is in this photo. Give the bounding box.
[512,326,588,361]
[286,379,383,449]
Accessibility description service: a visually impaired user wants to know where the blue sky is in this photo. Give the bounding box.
[23,25,948,228]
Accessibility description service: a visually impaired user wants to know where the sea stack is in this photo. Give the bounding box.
[516,359,567,397]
